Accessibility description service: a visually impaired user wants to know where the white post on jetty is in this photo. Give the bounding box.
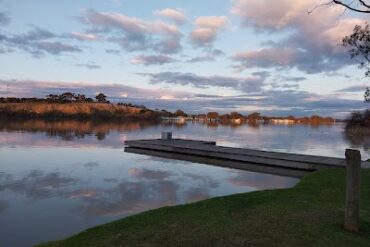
[344,149,361,232]
[161,132,172,140]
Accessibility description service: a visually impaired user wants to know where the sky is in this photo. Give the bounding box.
[0,0,369,117]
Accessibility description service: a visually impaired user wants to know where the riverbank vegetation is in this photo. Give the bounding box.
[0,102,160,121]
[38,169,370,247]
[345,109,370,135]
[0,93,338,124]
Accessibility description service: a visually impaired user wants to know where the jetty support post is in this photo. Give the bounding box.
[344,149,361,232]
[161,132,172,140]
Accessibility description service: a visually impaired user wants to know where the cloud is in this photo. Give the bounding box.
[154,8,187,25]
[0,79,192,99]
[75,61,101,70]
[0,12,10,26]
[281,76,307,82]
[105,49,120,54]
[189,16,228,47]
[336,84,368,92]
[130,55,176,65]
[139,71,265,93]
[269,82,298,89]
[0,27,81,57]
[230,0,366,73]
[34,41,81,55]
[70,32,101,41]
[233,47,299,70]
[80,9,183,54]
[186,49,225,63]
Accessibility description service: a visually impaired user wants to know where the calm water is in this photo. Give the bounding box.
[0,120,368,247]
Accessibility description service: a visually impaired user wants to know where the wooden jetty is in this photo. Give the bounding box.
[124,137,370,178]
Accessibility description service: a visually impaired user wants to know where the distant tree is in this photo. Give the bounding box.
[230,111,243,119]
[247,112,261,121]
[74,94,87,102]
[95,93,107,103]
[174,109,187,117]
[207,112,219,120]
[365,87,370,102]
[60,92,75,102]
[46,94,59,101]
[85,97,94,102]
[220,113,231,120]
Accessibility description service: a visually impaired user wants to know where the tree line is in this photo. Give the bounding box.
[0,92,108,103]
[167,109,334,123]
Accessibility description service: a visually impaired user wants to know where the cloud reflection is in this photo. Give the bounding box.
[0,200,9,213]
[0,170,79,200]
[229,170,299,190]
[129,168,172,180]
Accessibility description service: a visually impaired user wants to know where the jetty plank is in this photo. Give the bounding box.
[124,139,370,173]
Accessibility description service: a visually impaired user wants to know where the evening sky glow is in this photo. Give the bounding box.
[0,0,369,117]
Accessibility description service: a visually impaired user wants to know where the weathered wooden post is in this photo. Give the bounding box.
[161,132,172,140]
[344,149,361,232]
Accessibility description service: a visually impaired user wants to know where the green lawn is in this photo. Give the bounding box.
[38,169,370,247]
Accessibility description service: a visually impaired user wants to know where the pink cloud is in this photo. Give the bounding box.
[154,8,187,25]
[190,16,228,47]
[230,0,368,73]
[80,9,183,54]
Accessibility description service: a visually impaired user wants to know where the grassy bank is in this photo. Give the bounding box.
[38,169,370,247]
[0,102,160,121]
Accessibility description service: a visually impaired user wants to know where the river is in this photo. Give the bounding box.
[0,119,368,247]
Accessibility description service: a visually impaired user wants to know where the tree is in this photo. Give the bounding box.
[95,93,107,103]
[365,87,370,102]
[230,111,243,119]
[343,24,370,75]
[174,109,187,117]
[207,112,219,120]
[328,1,370,102]
[46,94,59,101]
[330,1,370,13]
[74,94,87,102]
[60,92,74,102]
[247,112,261,121]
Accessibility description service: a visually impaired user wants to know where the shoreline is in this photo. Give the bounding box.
[37,169,370,247]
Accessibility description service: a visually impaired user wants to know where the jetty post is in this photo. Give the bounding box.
[344,149,361,232]
[161,132,172,140]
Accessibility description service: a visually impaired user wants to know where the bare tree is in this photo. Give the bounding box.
[331,0,370,13]
[365,87,370,102]
[328,1,370,102]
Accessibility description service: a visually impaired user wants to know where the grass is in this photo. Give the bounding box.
[38,169,370,247]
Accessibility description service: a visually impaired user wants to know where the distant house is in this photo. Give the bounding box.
[270,119,295,125]
[231,118,242,124]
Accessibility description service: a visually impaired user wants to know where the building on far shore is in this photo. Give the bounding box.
[270,119,295,125]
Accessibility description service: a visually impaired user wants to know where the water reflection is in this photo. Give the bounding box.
[0,119,158,142]
[0,119,369,246]
[343,127,370,151]
[1,119,369,159]
[0,170,79,200]
[0,200,9,213]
